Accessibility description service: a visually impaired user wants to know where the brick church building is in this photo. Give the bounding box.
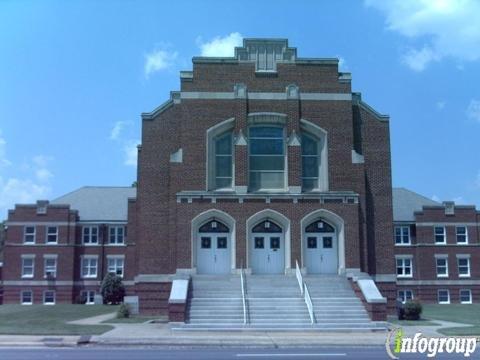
[1,39,478,326]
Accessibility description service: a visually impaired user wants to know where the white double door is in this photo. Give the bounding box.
[197,233,231,274]
[250,233,285,274]
[304,233,337,274]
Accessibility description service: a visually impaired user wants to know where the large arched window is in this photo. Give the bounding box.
[214,131,233,189]
[207,118,234,191]
[248,125,285,191]
[300,119,328,192]
[301,133,321,191]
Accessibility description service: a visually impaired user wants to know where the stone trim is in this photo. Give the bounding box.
[397,280,480,286]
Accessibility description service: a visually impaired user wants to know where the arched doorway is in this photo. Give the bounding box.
[304,219,337,274]
[301,209,345,275]
[250,220,285,274]
[196,219,231,274]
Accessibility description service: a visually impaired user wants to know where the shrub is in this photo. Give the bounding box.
[101,273,125,305]
[117,303,130,318]
[404,300,423,320]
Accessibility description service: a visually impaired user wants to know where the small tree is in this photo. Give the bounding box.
[101,273,125,305]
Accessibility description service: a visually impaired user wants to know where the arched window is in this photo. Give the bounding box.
[252,220,282,233]
[301,133,321,191]
[248,126,285,191]
[214,131,233,189]
[198,219,230,233]
[305,219,335,233]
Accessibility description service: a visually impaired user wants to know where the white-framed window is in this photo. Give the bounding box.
[81,256,98,278]
[107,257,124,278]
[435,256,449,278]
[398,290,414,304]
[457,256,471,278]
[460,289,472,304]
[21,290,33,305]
[109,226,125,244]
[44,256,57,278]
[438,289,450,304]
[81,290,96,305]
[396,256,413,278]
[301,132,321,191]
[82,226,99,244]
[395,226,411,245]
[21,256,35,278]
[24,226,36,244]
[213,131,233,189]
[248,125,285,191]
[46,226,58,244]
[43,290,56,305]
[434,226,446,244]
[456,226,468,244]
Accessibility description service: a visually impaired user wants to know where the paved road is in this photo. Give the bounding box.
[0,346,473,360]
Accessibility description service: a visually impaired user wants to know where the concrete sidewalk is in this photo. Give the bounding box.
[0,318,475,348]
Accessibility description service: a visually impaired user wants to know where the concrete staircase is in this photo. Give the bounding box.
[304,275,381,330]
[183,275,244,328]
[175,274,386,331]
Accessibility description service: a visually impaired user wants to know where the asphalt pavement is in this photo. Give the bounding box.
[0,346,473,360]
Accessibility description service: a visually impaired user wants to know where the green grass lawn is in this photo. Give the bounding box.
[0,304,117,335]
[422,304,480,336]
[422,304,480,325]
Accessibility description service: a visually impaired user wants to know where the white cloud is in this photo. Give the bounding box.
[453,196,466,204]
[0,177,51,218]
[436,100,446,110]
[402,46,439,72]
[0,129,11,168]
[197,32,243,57]
[110,121,132,140]
[466,99,480,122]
[0,150,53,220]
[144,47,178,78]
[475,171,480,188]
[366,0,480,71]
[124,140,140,167]
[432,194,441,202]
[337,56,348,71]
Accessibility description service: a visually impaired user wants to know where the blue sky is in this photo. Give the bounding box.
[1,0,479,219]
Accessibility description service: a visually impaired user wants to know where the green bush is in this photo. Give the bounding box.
[101,273,125,305]
[117,303,130,318]
[404,300,423,320]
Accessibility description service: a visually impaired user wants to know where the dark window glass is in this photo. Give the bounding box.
[305,220,335,233]
[254,237,264,249]
[201,237,211,249]
[307,237,317,249]
[217,237,227,249]
[270,237,280,250]
[252,220,282,233]
[323,237,333,249]
[199,220,229,233]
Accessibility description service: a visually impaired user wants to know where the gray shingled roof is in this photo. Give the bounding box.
[52,186,136,221]
[393,187,439,222]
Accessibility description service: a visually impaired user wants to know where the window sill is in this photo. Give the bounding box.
[459,275,471,278]
[437,275,449,278]
[21,276,34,279]
[81,276,98,279]
[396,275,413,279]
[395,243,412,247]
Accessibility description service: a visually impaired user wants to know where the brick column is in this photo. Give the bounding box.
[234,84,248,194]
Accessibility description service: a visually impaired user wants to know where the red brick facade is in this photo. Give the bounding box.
[3,39,475,317]
[395,204,480,304]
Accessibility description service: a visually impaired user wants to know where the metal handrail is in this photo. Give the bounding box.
[240,266,248,325]
[296,260,315,324]
[295,260,304,295]
[304,283,315,324]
